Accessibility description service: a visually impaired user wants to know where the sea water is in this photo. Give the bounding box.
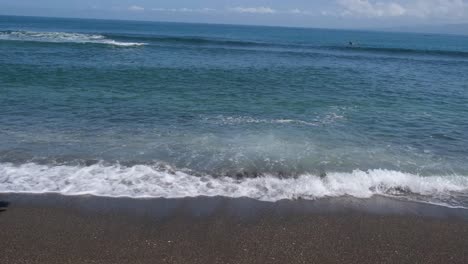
[1,15,468,208]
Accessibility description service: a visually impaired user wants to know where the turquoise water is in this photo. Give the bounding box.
[1,15,468,207]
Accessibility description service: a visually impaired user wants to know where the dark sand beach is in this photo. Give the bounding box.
[1,194,468,264]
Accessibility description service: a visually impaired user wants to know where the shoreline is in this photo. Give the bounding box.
[2,192,468,219]
[1,194,468,263]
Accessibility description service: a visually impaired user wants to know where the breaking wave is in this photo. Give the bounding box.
[0,30,146,47]
[1,162,467,208]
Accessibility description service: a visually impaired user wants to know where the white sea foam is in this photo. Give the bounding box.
[1,162,467,208]
[0,31,146,47]
[218,116,319,126]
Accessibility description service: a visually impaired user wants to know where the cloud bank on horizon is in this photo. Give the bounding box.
[336,0,468,18]
[2,0,468,28]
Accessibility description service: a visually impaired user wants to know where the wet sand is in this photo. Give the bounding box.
[1,194,468,264]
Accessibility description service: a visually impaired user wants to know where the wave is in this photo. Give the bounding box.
[106,33,274,47]
[5,30,465,58]
[1,162,467,208]
[204,116,319,126]
[203,114,344,126]
[124,34,468,58]
[333,45,468,58]
[142,35,468,58]
[0,30,146,47]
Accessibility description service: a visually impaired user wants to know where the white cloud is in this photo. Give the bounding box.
[288,8,314,15]
[338,0,406,17]
[229,7,277,14]
[151,6,317,16]
[405,0,468,18]
[128,5,144,11]
[152,7,215,13]
[201,8,216,12]
[334,0,468,19]
[152,6,316,16]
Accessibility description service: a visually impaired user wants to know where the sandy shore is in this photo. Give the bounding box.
[1,194,468,264]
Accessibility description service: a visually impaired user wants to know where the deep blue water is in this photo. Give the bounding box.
[1,15,468,207]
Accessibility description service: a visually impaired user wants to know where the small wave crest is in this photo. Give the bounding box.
[0,30,146,47]
[1,162,467,208]
[332,45,468,58]
[204,113,344,127]
[149,35,265,47]
[208,116,319,126]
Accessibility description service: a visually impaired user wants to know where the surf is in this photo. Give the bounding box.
[0,30,146,47]
[1,162,467,209]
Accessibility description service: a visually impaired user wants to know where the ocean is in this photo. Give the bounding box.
[1,15,468,208]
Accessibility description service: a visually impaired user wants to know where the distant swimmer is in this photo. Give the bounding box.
[348,41,354,46]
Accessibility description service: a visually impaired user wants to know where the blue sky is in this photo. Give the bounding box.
[2,0,468,28]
